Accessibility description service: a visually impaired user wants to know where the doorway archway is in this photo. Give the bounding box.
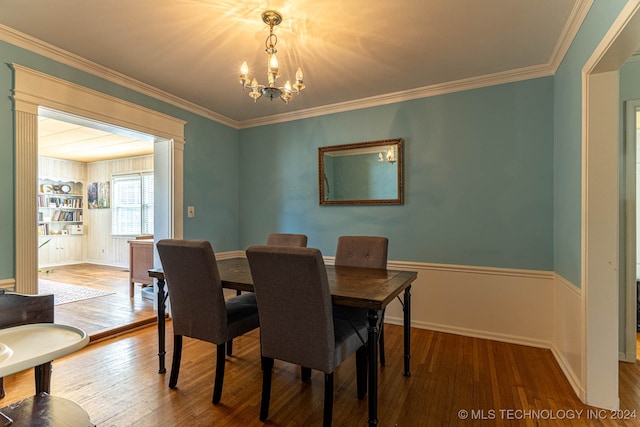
[12,64,186,294]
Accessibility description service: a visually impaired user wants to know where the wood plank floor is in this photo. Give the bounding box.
[37,263,157,341]
[7,265,640,425]
[3,323,640,426]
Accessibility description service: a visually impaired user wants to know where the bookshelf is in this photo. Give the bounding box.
[37,179,84,266]
[37,180,84,236]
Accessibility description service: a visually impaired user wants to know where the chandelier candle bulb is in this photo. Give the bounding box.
[268,54,279,74]
[294,67,305,91]
[240,61,249,86]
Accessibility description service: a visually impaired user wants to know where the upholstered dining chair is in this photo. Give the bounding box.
[265,233,308,247]
[334,235,389,365]
[156,239,260,404]
[229,232,308,356]
[246,245,368,427]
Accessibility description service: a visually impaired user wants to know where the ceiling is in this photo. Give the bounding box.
[0,0,587,129]
[38,114,154,163]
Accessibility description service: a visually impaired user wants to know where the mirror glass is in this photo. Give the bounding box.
[319,138,403,205]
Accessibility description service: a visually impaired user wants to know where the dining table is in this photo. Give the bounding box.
[149,257,417,426]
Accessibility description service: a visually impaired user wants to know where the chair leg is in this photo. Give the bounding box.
[301,366,312,382]
[323,372,334,427]
[356,345,367,400]
[226,290,242,357]
[34,362,52,394]
[212,343,226,404]
[168,335,183,388]
[260,356,274,421]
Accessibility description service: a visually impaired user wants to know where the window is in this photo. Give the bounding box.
[111,172,154,236]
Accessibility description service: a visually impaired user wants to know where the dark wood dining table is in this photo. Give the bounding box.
[149,257,417,426]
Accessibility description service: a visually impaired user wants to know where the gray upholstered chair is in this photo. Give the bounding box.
[334,235,389,365]
[265,233,308,247]
[335,235,388,269]
[246,245,368,427]
[265,232,312,378]
[156,239,260,404]
[231,233,308,354]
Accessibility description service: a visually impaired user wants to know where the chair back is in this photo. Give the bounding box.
[0,292,54,329]
[157,239,228,344]
[266,233,308,247]
[335,236,388,269]
[246,245,335,373]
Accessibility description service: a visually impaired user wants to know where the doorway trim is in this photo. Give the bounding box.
[12,64,186,294]
[582,0,640,409]
[624,99,640,363]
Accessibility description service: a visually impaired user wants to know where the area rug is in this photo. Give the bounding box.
[38,279,115,305]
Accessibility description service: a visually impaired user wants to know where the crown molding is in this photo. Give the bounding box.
[1,0,592,131]
[0,24,240,129]
[238,63,555,128]
[548,0,594,72]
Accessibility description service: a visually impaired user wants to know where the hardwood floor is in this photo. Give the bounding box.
[5,269,640,425]
[38,263,157,341]
[3,323,640,426]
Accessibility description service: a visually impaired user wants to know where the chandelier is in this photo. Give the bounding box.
[239,10,305,104]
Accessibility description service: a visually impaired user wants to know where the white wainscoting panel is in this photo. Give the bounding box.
[380,261,585,403]
[551,273,584,401]
[383,261,555,348]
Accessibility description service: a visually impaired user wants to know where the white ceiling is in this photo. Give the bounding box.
[38,115,154,163]
[0,0,586,128]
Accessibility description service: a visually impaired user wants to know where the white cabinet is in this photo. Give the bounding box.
[38,235,83,266]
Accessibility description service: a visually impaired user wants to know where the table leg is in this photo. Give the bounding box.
[367,309,379,426]
[403,285,412,376]
[34,362,52,393]
[157,278,167,374]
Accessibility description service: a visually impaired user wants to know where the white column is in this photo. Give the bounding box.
[14,107,39,294]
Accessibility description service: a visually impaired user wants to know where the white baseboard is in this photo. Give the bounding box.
[0,278,16,291]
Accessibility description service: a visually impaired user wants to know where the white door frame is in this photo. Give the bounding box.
[12,64,186,294]
[582,0,640,409]
[624,99,640,363]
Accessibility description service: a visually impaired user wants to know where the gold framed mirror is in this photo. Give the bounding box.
[319,138,403,205]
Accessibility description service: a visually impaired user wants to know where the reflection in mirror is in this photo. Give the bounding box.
[319,138,403,205]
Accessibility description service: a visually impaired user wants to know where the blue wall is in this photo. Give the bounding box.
[0,41,241,280]
[239,78,555,270]
[0,0,630,282]
[621,60,640,103]
[553,0,628,287]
